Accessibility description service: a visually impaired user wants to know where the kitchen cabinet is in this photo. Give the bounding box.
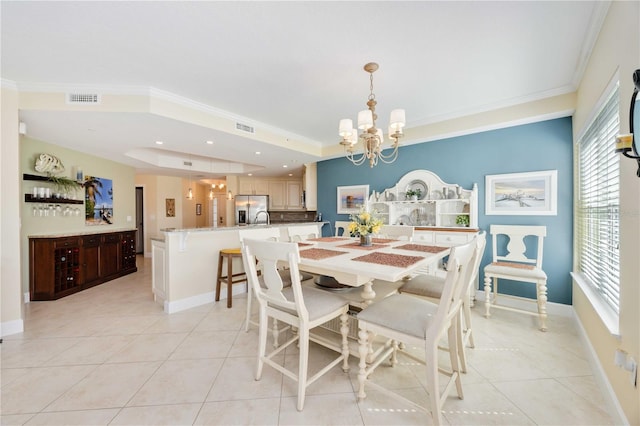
[238,178,268,195]
[268,181,286,209]
[302,163,317,210]
[82,235,100,285]
[286,181,303,209]
[239,177,305,210]
[29,230,137,300]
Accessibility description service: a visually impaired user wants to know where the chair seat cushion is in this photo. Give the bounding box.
[399,274,445,298]
[276,286,349,322]
[357,294,438,339]
[484,262,547,280]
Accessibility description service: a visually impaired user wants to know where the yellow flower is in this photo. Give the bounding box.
[348,222,358,234]
[349,206,382,236]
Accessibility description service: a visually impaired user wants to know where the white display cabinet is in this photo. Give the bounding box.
[368,170,478,230]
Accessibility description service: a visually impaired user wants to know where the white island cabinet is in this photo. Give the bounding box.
[151,222,326,314]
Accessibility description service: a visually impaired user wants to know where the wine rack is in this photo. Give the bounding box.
[121,231,137,271]
[54,246,80,293]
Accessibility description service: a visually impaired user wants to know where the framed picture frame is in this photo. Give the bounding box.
[485,170,557,215]
[337,184,369,214]
[165,198,175,217]
[196,203,202,216]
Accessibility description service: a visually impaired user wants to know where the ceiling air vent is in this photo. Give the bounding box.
[66,93,101,104]
[183,161,193,167]
[236,122,255,134]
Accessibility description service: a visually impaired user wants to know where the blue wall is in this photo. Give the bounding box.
[317,117,574,305]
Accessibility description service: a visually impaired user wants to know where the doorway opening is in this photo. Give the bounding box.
[135,186,144,254]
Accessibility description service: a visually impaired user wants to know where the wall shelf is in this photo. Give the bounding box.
[24,194,83,204]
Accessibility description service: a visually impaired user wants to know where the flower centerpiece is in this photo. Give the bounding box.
[348,206,383,246]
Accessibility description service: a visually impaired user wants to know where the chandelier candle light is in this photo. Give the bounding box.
[339,62,406,168]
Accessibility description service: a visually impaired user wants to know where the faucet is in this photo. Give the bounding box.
[254,210,270,225]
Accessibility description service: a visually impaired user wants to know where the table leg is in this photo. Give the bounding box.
[360,280,376,305]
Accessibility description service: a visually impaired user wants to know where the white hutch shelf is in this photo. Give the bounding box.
[368,169,478,230]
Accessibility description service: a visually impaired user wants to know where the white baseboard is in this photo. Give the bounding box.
[572,309,628,425]
[1,319,24,337]
[473,290,573,317]
[164,283,247,314]
[23,292,30,304]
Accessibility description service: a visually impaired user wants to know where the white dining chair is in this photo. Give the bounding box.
[287,224,321,242]
[238,227,281,333]
[355,239,479,425]
[483,225,548,330]
[334,221,351,237]
[241,238,350,411]
[399,231,486,372]
[376,224,414,241]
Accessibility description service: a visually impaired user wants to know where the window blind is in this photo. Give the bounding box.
[576,83,620,313]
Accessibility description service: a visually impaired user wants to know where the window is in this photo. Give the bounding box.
[575,82,620,315]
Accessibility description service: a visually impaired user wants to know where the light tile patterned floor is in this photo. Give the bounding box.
[1,256,615,425]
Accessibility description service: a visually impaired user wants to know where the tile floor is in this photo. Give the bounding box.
[1,256,615,425]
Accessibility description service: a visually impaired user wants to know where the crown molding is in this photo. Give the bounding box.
[1,79,18,90]
[571,1,611,88]
[409,85,576,129]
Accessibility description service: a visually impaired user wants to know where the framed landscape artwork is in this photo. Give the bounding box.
[485,170,557,215]
[337,184,369,214]
[85,176,114,225]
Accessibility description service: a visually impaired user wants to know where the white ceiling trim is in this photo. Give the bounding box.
[13,80,325,149]
[410,84,576,129]
[402,109,575,148]
[570,1,611,88]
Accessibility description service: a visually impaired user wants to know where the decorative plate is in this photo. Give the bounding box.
[396,215,411,225]
[406,179,428,200]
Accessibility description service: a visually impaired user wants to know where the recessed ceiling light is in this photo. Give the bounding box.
[155,141,163,145]
[288,173,293,177]
[206,140,214,145]
[283,165,288,168]
[255,151,261,155]
[248,173,253,176]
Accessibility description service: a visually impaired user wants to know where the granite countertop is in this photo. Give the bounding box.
[161,222,328,233]
[29,227,137,238]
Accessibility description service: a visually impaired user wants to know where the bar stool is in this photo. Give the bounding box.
[215,248,247,308]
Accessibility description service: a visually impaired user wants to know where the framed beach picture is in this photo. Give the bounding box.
[84,176,114,225]
[337,184,369,214]
[485,170,557,215]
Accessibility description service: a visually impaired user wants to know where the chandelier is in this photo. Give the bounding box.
[338,62,405,168]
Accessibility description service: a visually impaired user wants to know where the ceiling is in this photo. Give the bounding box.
[1,1,607,181]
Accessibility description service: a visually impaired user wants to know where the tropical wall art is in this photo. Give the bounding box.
[84,176,114,225]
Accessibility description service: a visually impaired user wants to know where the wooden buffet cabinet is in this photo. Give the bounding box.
[29,230,137,301]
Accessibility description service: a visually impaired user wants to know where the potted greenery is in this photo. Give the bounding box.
[405,188,421,201]
[46,174,81,198]
[455,214,470,227]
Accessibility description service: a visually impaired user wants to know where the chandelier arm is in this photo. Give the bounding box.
[344,148,369,166]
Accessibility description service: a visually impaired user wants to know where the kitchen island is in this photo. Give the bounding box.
[151,222,327,313]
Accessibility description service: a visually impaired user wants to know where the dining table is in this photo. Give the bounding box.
[295,236,451,305]
[292,235,451,360]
